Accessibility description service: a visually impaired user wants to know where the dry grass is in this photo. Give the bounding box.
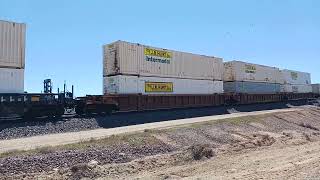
[186,114,266,129]
[0,149,26,158]
[0,132,161,158]
[299,123,319,131]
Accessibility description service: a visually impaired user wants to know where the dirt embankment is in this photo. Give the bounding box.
[1,106,320,180]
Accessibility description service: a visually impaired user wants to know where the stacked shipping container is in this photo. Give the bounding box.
[223,81,281,94]
[104,42,314,95]
[223,61,282,94]
[223,61,313,94]
[280,70,312,93]
[103,41,224,95]
[0,68,24,93]
[0,20,25,93]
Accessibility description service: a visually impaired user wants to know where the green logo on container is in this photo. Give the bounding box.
[245,64,256,74]
[291,72,298,80]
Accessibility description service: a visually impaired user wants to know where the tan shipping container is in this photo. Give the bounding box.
[0,20,26,68]
[223,61,283,84]
[103,41,223,81]
[280,69,311,85]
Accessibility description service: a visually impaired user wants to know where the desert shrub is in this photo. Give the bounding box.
[190,144,214,160]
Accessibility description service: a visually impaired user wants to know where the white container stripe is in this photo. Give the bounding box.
[0,68,24,93]
[103,41,223,81]
[223,61,283,84]
[0,20,26,68]
[104,75,223,95]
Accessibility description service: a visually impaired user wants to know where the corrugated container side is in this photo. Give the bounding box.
[223,81,281,94]
[118,41,141,75]
[223,61,282,84]
[104,75,139,94]
[0,68,24,93]
[103,41,223,80]
[280,69,311,85]
[104,75,223,95]
[280,84,312,93]
[0,20,26,68]
[103,42,117,76]
[312,84,320,94]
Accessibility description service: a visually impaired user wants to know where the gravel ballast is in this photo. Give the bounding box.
[0,118,100,140]
[0,143,173,176]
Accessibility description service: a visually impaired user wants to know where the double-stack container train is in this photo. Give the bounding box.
[0,20,319,119]
[83,40,316,114]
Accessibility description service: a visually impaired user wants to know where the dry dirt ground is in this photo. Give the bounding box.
[1,106,320,180]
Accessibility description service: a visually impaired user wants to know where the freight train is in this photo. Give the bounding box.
[0,20,319,120]
[1,89,318,120]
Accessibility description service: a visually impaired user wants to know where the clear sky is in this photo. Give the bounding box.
[1,0,319,96]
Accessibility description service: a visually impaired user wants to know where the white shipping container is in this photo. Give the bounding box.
[104,75,223,95]
[0,68,24,93]
[103,41,223,81]
[0,20,26,68]
[312,84,320,94]
[224,61,283,84]
[280,84,312,93]
[280,69,311,85]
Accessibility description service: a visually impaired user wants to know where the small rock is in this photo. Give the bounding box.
[53,168,59,172]
[88,160,98,168]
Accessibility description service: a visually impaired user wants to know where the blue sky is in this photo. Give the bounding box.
[1,0,319,96]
